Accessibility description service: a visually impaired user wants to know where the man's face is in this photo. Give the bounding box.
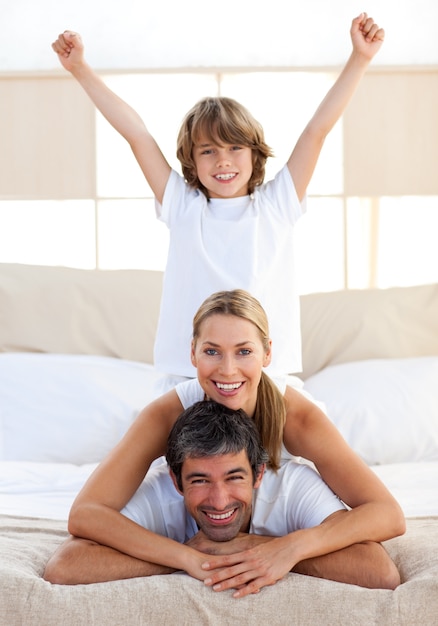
[171,451,264,542]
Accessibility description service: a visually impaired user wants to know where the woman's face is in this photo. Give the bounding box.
[191,313,271,417]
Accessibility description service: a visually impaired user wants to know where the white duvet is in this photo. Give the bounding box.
[372,462,438,518]
[0,461,97,519]
[1,352,437,521]
[1,460,437,521]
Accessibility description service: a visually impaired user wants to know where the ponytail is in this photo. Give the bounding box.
[253,372,286,470]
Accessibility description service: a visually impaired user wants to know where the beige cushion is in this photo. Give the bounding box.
[300,284,438,379]
[1,263,437,378]
[0,263,162,364]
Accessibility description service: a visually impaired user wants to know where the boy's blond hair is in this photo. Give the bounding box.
[176,97,274,196]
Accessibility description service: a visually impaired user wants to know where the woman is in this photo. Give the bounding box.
[47,290,405,589]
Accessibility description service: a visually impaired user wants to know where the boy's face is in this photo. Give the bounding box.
[192,135,253,199]
[171,450,264,542]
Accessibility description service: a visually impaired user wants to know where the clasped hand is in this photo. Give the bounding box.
[186,531,295,598]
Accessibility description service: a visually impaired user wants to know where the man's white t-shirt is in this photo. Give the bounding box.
[154,165,306,378]
[122,460,346,542]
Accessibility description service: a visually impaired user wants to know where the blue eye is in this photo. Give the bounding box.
[205,348,218,356]
[239,349,252,356]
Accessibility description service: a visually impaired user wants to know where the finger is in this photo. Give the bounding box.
[51,42,68,57]
[201,554,242,571]
[365,25,385,43]
[366,27,379,42]
[204,565,245,587]
[362,16,375,31]
[59,32,74,48]
[353,12,367,30]
[209,568,263,592]
[233,576,276,599]
[361,18,381,39]
[364,23,379,39]
[233,584,261,598]
[374,27,385,42]
[63,30,78,43]
[51,34,72,56]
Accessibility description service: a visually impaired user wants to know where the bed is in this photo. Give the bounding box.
[1,262,437,626]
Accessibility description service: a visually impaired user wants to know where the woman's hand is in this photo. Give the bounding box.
[200,535,296,598]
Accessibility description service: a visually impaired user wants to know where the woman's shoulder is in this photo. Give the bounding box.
[175,378,204,409]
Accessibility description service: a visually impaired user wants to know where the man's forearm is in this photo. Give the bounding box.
[293,541,400,589]
[43,536,176,585]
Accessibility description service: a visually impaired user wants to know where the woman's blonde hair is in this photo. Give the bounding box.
[177,97,274,196]
[192,289,286,470]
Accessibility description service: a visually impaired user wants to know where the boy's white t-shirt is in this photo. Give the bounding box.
[154,165,306,378]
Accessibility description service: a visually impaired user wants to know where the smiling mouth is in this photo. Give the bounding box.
[205,508,236,521]
[214,382,243,391]
[215,173,236,181]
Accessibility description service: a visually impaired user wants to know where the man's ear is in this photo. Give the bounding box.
[169,469,183,496]
[254,463,266,489]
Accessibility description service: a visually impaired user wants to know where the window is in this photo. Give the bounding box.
[1,69,437,293]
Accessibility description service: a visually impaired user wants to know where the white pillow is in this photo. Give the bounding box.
[303,357,438,465]
[0,353,165,463]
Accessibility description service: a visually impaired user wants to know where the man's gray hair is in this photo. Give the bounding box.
[166,400,268,491]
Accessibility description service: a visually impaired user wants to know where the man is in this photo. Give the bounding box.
[44,401,400,595]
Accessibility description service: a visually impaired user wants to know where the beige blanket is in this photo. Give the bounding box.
[1,515,438,626]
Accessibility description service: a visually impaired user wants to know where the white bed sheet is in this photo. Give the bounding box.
[0,461,97,520]
[371,462,438,518]
[1,353,436,521]
[1,460,437,521]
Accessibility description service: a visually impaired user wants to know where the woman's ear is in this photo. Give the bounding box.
[190,340,197,367]
[263,340,272,367]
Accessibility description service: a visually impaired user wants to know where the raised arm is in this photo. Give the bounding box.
[51,31,171,203]
[288,13,385,200]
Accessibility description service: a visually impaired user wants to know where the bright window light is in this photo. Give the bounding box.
[377,197,438,288]
[97,199,169,270]
[220,72,343,194]
[294,197,345,294]
[97,73,219,198]
[0,201,96,268]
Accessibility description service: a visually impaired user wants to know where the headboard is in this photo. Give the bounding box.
[1,263,437,379]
